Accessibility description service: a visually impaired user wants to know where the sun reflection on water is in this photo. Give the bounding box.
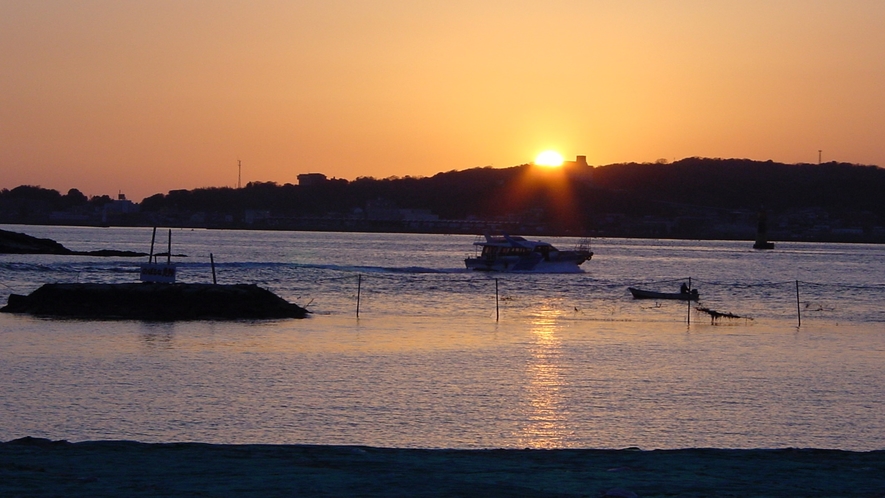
[517,307,572,449]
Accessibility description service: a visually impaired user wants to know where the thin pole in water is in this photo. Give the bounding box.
[148,227,157,263]
[356,274,362,318]
[686,277,691,326]
[495,278,499,322]
[166,229,172,264]
[796,280,801,327]
[210,253,217,284]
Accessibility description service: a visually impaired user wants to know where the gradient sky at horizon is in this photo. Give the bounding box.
[2,1,884,201]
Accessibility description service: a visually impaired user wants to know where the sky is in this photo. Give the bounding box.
[2,1,884,201]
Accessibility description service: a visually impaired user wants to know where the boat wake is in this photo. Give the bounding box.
[184,262,466,274]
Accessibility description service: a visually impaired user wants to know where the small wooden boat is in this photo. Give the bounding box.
[628,287,699,301]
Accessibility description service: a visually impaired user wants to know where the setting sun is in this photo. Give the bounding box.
[534,151,564,167]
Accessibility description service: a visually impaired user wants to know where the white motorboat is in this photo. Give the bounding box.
[465,234,592,272]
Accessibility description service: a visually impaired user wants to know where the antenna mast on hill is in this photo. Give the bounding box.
[238,159,242,189]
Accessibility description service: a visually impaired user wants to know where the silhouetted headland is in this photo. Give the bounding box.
[0,228,147,257]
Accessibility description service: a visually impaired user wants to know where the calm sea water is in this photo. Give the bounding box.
[2,225,884,450]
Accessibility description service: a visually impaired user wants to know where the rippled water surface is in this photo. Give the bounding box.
[2,225,884,450]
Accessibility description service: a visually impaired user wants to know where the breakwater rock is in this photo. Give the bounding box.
[1,283,308,320]
[0,228,148,257]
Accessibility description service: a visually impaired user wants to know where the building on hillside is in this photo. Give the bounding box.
[562,155,592,184]
[100,193,139,225]
[563,155,589,168]
[298,173,327,186]
[103,193,138,214]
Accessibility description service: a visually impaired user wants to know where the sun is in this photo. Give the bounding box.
[534,150,564,167]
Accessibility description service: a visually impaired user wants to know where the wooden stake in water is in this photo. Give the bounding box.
[495,278,499,322]
[356,274,362,318]
[166,229,172,264]
[686,277,692,326]
[210,253,217,284]
[796,280,801,327]
[148,227,157,263]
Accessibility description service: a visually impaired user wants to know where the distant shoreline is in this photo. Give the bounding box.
[3,437,884,497]
[3,222,884,245]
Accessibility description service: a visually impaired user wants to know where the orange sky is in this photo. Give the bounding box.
[2,1,884,201]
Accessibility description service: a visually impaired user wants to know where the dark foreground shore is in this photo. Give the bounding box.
[2,438,884,497]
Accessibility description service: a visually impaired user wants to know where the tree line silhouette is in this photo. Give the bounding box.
[3,158,884,237]
[144,157,885,226]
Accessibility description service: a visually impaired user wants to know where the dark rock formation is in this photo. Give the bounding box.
[0,228,71,254]
[1,283,308,320]
[75,249,153,257]
[0,228,148,257]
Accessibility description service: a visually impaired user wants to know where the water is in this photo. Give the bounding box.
[1,225,884,450]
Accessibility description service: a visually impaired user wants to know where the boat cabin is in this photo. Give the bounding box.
[476,238,558,261]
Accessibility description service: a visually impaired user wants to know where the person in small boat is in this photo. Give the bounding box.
[680,282,689,294]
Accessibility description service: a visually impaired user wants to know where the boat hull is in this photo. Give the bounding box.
[628,287,699,301]
[465,251,591,272]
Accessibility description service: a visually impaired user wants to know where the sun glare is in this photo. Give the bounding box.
[534,150,564,167]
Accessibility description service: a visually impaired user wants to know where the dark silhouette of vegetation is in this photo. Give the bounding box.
[3,158,884,240]
[589,158,885,214]
[1,185,114,211]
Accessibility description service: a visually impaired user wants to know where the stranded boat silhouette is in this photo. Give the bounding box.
[465,234,592,272]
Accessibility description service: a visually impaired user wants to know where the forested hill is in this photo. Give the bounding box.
[589,158,884,215]
[137,157,884,219]
[3,157,884,240]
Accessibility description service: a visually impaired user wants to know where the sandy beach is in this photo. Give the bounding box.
[3,437,885,497]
